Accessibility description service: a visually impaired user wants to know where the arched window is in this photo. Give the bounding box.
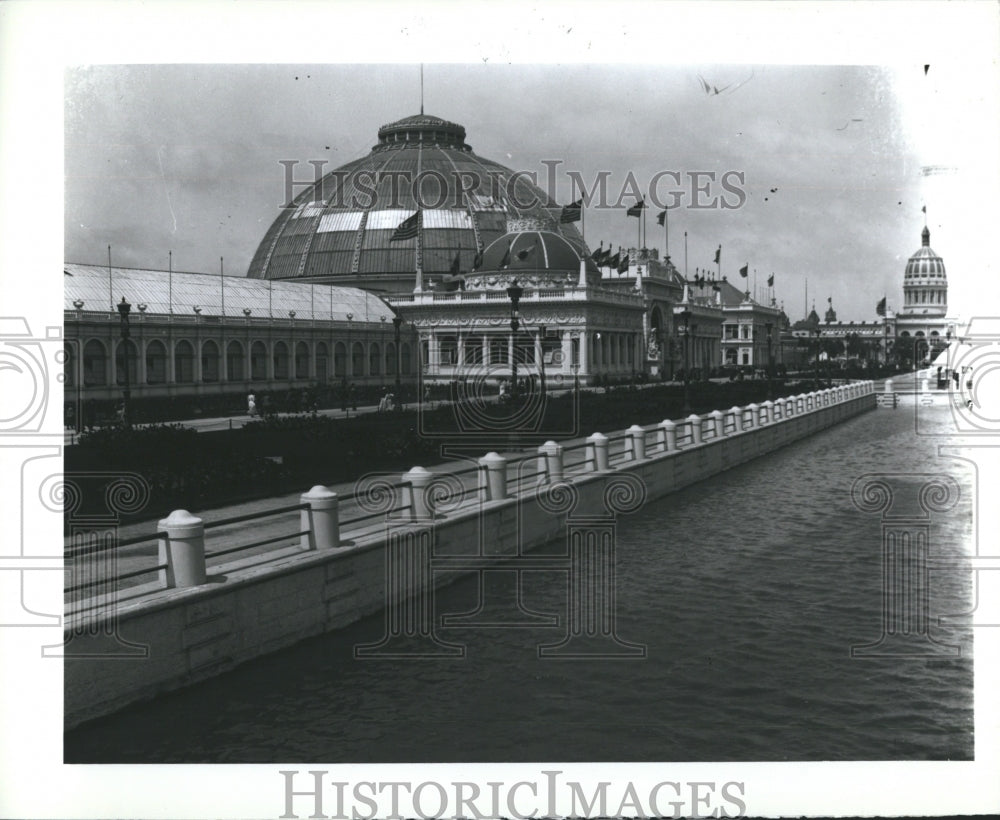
[251,341,267,380]
[145,340,167,384]
[201,340,220,383]
[63,343,76,387]
[352,342,364,376]
[315,342,329,382]
[369,342,380,375]
[83,340,107,386]
[295,341,310,379]
[273,341,289,379]
[334,341,346,378]
[385,341,397,374]
[174,340,194,383]
[115,339,138,386]
[226,341,244,381]
[401,342,412,374]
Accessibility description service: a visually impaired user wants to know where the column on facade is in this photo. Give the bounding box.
[533,330,542,371]
[456,332,466,370]
[481,335,489,366]
[578,331,589,376]
[560,330,573,376]
[428,331,439,372]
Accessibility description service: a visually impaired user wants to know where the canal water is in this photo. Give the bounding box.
[66,406,975,762]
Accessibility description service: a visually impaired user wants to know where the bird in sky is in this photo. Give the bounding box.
[836,118,864,131]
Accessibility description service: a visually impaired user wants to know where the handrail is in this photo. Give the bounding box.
[64,382,872,597]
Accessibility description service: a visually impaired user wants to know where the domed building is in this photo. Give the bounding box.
[246,114,590,295]
[901,226,948,318]
[891,224,954,363]
[397,221,647,386]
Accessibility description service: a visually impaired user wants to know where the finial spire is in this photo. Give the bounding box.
[420,64,424,115]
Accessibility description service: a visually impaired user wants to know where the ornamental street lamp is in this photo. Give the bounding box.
[380,314,387,387]
[765,321,774,400]
[507,280,523,402]
[680,307,692,414]
[116,296,132,428]
[813,326,821,387]
[392,314,403,398]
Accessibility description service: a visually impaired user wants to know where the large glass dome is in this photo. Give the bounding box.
[246,114,590,294]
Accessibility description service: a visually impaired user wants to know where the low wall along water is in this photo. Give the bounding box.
[62,382,877,728]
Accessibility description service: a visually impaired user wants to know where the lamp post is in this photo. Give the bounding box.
[507,280,523,402]
[765,321,774,400]
[380,314,387,387]
[571,360,580,403]
[392,314,402,398]
[680,307,692,414]
[344,312,353,414]
[116,296,131,428]
[813,326,821,387]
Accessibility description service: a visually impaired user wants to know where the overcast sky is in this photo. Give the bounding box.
[64,55,996,326]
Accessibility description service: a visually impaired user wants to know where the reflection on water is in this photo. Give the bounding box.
[66,407,974,762]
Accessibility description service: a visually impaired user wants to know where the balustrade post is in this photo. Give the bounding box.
[403,466,434,520]
[659,419,677,452]
[687,414,703,445]
[745,403,759,429]
[587,432,610,472]
[627,424,646,460]
[157,510,206,589]
[539,440,565,482]
[479,452,508,501]
[300,485,339,550]
[729,404,753,433]
[708,410,725,439]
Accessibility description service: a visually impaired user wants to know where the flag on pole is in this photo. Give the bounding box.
[767,273,774,287]
[609,248,621,269]
[472,250,483,270]
[449,252,461,276]
[516,243,536,262]
[617,251,630,274]
[739,264,748,278]
[714,246,721,265]
[560,199,583,224]
[626,199,645,217]
[390,211,420,241]
[500,242,512,269]
[876,296,886,316]
[591,241,604,263]
[656,210,667,226]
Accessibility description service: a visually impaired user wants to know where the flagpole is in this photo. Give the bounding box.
[220,256,225,316]
[108,244,113,311]
[414,209,424,293]
[664,208,668,261]
[168,250,173,313]
[684,231,688,280]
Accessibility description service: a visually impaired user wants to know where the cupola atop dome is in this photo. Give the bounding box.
[824,298,837,323]
[374,114,470,151]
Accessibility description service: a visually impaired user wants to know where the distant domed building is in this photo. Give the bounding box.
[901,225,947,317]
[891,224,954,363]
[246,114,589,294]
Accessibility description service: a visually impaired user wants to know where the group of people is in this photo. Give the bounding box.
[377,392,399,413]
